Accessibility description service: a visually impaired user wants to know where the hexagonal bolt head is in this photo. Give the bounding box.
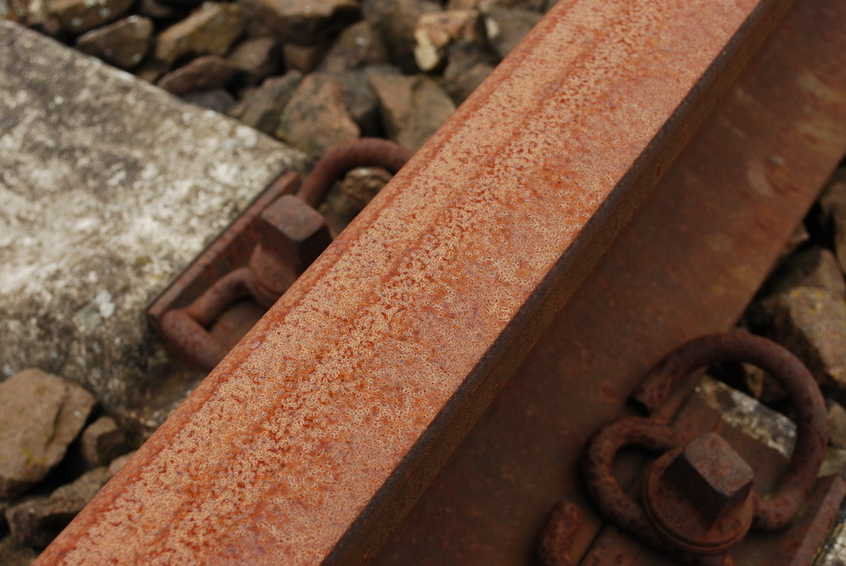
[250,194,332,295]
[664,432,754,526]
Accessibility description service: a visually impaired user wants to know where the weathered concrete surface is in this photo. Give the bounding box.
[0,21,310,440]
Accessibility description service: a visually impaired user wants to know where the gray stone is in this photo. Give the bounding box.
[229,70,302,134]
[363,0,441,72]
[0,535,37,566]
[761,288,846,390]
[443,39,496,104]
[369,72,455,150]
[48,0,133,33]
[0,370,97,499]
[483,6,540,59]
[6,466,111,549]
[276,72,360,159]
[239,0,360,45]
[154,2,244,66]
[181,87,236,113]
[282,39,332,73]
[0,22,310,440]
[80,416,127,468]
[763,246,846,300]
[819,166,846,274]
[75,15,154,70]
[227,36,281,85]
[413,9,483,72]
[318,20,389,74]
[156,54,238,95]
[828,400,846,449]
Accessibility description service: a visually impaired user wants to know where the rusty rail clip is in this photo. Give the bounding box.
[581,331,828,565]
[155,138,413,371]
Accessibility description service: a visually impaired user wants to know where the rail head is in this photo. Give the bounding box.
[35,0,795,564]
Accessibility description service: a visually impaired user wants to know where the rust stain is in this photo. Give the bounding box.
[37,0,770,564]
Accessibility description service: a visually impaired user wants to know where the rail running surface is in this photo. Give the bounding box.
[35,0,846,564]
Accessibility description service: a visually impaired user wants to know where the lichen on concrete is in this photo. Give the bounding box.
[0,21,310,440]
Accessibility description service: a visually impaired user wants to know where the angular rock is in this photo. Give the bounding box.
[761,288,846,389]
[276,72,360,159]
[320,166,392,236]
[227,36,281,85]
[483,6,540,59]
[108,451,135,475]
[763,247,846,300]
[80,416,127,468]
[75,15,153,70]
[283,39,332,73]
[318,20,389,73]
[181,87,236,113]
[335,66,399,137]
[48,0,132,33]
[0,535,37,566]
[229,70,302,134]
[0,22,310,440]
[828,400,846,449]
[155,2,244,66]
[819,166,846,273]
[413,9,483,71]
[6,467,111,549]
[135,57,169,82]
[0,369,97,499]
[369,72,455,150]
[363,0,441,72]
[443,39,496,104]
[156,54,238,95]
[239,0,360,45]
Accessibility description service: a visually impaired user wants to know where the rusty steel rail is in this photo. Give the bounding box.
[35,0,846,564]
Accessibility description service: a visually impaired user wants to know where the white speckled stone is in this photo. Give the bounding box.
[0,21,310,439]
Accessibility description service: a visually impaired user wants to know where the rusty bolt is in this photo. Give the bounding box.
[663,432,754,526]
[249,194,332,305]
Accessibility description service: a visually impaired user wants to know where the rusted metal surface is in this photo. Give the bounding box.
[151,139,412,372]
[371,0,846,563]
[538,501,583,566]
[36,0,846,564]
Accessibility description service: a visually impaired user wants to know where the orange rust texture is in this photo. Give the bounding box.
[37,0,762,564]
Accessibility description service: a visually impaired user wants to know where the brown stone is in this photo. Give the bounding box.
[156,54,238,95]
[239,0,360,45]
[276,72,360,159]
[108,451,135,475]
[155,2,244,66]
[443,39,496,104]
[48,0,133,33]
[6,467,111,548]
[137,0,181,20]
[283,39,332,73]
[227,36,281,84]
[230,70,302,134]
[447,0,544,13]
[413,9,483,71]
[828,400,846,449]
[335,66,400,137]
[363,0,441,72]
[318,20,389,73]
[483,6,540,59]
[819,166,846,274]
[0,369,97,499]
[75,15,153,70]
[0,535,37,566]
[320,166,392,236]
[762,288,846,389]
[80,416,127,468]
[369,72,455,150]
[763,246,846,300]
